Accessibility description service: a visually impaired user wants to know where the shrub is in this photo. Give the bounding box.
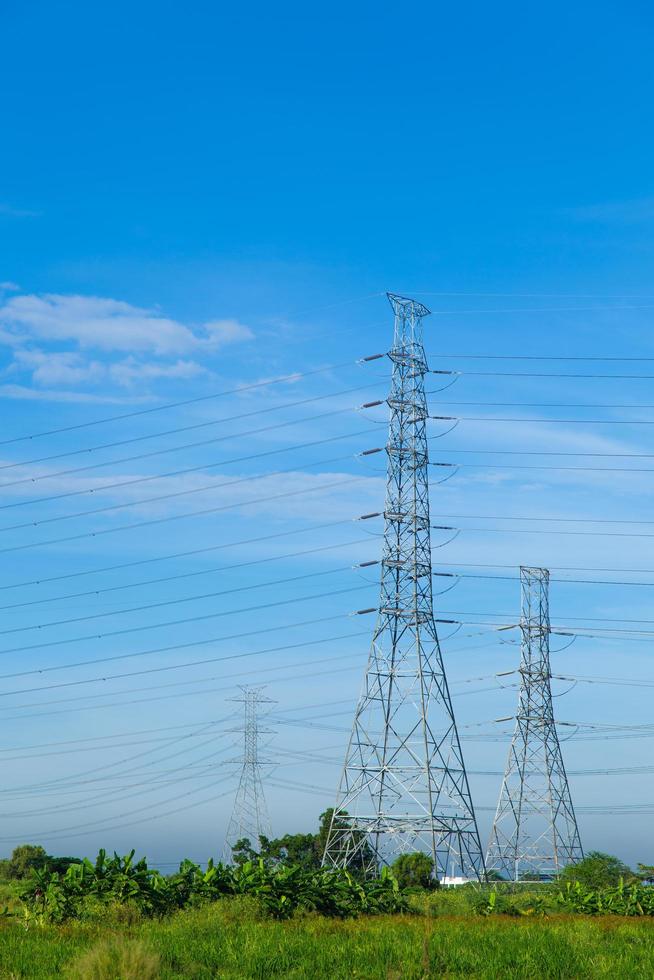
[391,853,437,890]
[63,939,159,980]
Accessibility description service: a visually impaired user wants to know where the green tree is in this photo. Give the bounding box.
[46,855,82,875]
[229,809,376,875]
[637,863,654,885]
[318,808,376,877]
[559,851,634,889]
[391,852,437,889]
[7,844,48,879]
[230,837,259,866]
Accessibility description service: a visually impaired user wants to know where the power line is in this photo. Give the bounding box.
[0,405,381,495]
[436,560,654,575]
[429,353,654,362]
[433,415,654,425]
[0,623,372,695]
[433,461,654,475]
[430,401,654,409]
[435,570,654,588]
[431,447,654,459]
[438,607,654,628]
[426,304,654,314]
[0,474,368,556]
[0,583,375,662]
[432,521,654,538]
[1,717,233,798]
[0,382,382,480]
[438,616,654,640]
[2,746,238,818]
[13,726,235,798]
[0,356,382,448]
[0,561,376,637]
[0,512,382,593]
[0,719,232,755]
[0,774,240,844]
[0,442,375,532]
[434,512,654,527]
[0,538,375,613]
[433,370,654,379]
[0,653,366,722]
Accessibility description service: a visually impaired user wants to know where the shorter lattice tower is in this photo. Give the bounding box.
[223,687,274,862]
[486,566,583,880]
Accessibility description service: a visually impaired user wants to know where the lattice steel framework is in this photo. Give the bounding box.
[223,687,274,862]
[486,567,583,880]
[322,292,485,882]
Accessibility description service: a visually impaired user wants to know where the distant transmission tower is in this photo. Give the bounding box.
[486,566,583,880]
[322,292,485,882]
[223,687,274,862]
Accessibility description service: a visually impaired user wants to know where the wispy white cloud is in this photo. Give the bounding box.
[0,384,152,404]
[0,291,255,397]
[0,459,384,526]
[0,293,255,356]
[0,281,20,292]
[0,204,41,218]
[570,196,654,224]
[109,357,206,387]
[203,319,254,347]
[11,349,106,386]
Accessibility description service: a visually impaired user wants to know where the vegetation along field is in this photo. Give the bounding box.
[0,837,653,978]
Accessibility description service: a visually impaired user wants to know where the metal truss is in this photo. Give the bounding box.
[322,292,485,882]
[486,567,583,880]
[223,686,274,862]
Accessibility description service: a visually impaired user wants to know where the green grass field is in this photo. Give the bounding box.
[3,898,654,979]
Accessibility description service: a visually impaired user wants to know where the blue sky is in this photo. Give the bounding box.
[1,0,654,869]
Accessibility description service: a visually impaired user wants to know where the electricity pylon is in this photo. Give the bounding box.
[322,292,485,882]
[485,567,583,880]
[223,687,274,862]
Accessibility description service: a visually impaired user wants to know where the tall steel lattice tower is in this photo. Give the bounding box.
[322,292,485,882]
[486,567,583,880]
[223,687,274,862]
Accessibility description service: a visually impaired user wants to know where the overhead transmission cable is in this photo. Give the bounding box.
[430,447,654,459]
[0,619,374,694]
[0,538,376,613]
[0,354,385,448]
[431,414,654,425]
[0,472,373,556]
[428,353,654,362]
[431,512,654,527]
[432,460,654,475]
[0,511,382,593]
[434,570,654,588]
[0,382,383,479]
[430,520,654,539]
[0,560,379,637]
[432,369,654,380]
[0,582,376,661]
[0,438,378,530]
[0,651,368,723]
[0,402,384,495]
